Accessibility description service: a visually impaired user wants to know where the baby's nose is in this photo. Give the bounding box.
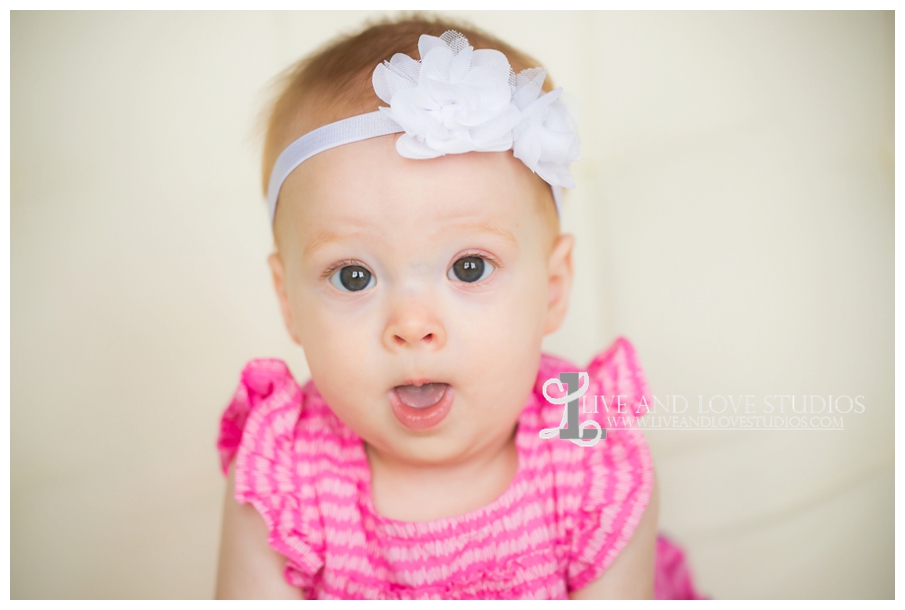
[391,328,438,349]
[382,297,446,352]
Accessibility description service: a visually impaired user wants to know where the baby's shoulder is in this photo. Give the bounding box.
[216,359,336,589]
[530,339,656,591]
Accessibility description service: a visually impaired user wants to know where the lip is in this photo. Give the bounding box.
[388,383,453,431]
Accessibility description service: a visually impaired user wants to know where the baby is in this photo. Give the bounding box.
[214,15,702,600]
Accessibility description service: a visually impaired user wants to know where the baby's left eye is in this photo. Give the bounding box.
[448,256,495,283]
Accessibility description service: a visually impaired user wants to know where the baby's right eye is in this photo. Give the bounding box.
[329,265,375,292]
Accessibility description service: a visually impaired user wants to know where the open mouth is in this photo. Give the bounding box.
[389,382,453,430]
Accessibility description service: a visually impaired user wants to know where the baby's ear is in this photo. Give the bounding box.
[267,251,303,346]
[543,234,575,335]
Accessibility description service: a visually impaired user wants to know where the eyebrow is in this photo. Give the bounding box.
[302,222,516,258]
[463,221,518,246]
[302,230,359,258]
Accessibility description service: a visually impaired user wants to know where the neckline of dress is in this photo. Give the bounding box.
[356,391,539,539]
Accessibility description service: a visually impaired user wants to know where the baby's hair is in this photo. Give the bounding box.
[260,13,561,244]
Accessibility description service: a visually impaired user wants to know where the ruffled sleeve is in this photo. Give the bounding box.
[216,359,325,594]
[566,337,655,593]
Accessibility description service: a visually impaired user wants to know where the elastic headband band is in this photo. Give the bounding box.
[266,112,402,223]
[266,111,564,224]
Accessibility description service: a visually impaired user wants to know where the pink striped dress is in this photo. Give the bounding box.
[216,336,704,599]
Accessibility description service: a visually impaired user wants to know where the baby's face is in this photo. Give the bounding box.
[269,136,574,468]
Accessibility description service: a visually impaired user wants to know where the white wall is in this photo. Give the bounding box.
[11,11,893,599]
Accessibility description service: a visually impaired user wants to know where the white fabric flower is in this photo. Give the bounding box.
[371,30,580,187]
[511,85,581,189]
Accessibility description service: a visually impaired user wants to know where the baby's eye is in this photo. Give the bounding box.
[448,256,495,283]
[329,265,375,292]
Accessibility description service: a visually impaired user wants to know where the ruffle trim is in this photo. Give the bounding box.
[654,534,709,600]
[564,336,656,592]
[216,358,324,594]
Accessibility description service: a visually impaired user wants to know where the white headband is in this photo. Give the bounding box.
[266,30,581,225]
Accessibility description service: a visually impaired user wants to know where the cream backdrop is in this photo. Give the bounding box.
[11,11,893,599]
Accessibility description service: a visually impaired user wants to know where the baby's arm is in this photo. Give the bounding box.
[568,468,660,600]
[214,464,305,599]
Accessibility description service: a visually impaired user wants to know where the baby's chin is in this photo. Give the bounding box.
[366,424,516,470]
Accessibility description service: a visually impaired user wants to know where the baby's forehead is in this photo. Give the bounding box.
[275,140,557,254]
[294,138,543,208]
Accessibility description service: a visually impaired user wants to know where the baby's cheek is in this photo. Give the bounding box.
[460,281,546,375]
[490,274,548,340]
[293,297,365,375]
[302,314,381,418]
[306,309,369,361]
